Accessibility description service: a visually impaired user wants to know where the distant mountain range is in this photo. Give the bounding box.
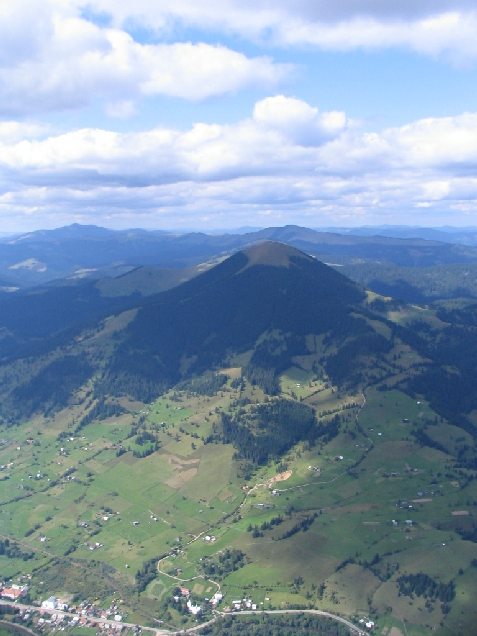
[321,225,477,246]
[3,223,477,289]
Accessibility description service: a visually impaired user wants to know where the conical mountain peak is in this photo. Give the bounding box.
[240,241,314,270]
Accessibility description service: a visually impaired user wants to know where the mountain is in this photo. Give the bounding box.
[0,264,206,362]
[0,241,389,422]
[2,223,116,243]
[322,225,477,246]
[1,241,477,636]
[339,261,477,303]
[3,223,477,288]
[99,241,368,401]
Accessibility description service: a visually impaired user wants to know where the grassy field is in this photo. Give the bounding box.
[0,330,476,636]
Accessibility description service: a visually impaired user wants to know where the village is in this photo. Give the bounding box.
[0,579,274,636]
[0,585,138,636]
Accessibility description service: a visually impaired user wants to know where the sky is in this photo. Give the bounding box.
[1,1,477,231]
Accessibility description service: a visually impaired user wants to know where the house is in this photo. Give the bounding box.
[405,520,413,526]
[211,592,223,605]
[41,596,57,610]
[179,587,190,598]
[186,600,202,615]
[2,584,28,600]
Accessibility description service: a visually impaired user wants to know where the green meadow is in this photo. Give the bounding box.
[1,350,476,636]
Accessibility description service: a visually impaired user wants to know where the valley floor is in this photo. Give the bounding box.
[1,359,476,636]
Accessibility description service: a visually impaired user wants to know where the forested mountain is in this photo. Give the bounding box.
[1,238,477,636]
[98,242,368,402]
[3,240,477,434]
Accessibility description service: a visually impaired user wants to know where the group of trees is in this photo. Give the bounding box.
[221,398,316,465]
[74,397,126,433]
[396,572,455,604]
[0,538,33,561]
[136,554,167,592]
[178,372,228,396]
[202,614,351,636]
[277,513,317,540]
[200,549,248,580]
[325,332,392,386]
[243,335,307,395]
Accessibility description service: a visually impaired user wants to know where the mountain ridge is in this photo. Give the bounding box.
[3,223,477,287]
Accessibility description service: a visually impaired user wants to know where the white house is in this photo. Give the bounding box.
[187,600,202,615]
[42,596,57,610]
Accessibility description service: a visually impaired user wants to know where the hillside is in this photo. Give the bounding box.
[0,263,210,362]
[99,242,367,402]
[339,261,477,303]
[0,242,476,636]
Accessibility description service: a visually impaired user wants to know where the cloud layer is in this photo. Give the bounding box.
[0,1,289,116]
[1,1,477,229]
[93,0,477,61]
[2,0,477,118]
[1,96,477,229]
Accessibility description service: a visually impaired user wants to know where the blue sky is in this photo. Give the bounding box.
[1,0,477,231]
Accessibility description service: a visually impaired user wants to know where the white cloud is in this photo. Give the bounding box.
[90,0,477,62]
[1,1,476,121]
[104,100,137,119]
[1,0,476,120]
[0,2,290,116]
[253,95,347,146]
[1,97,477,228]
[0,122,49,144]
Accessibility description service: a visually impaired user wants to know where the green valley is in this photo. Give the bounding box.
[0,243,476,636]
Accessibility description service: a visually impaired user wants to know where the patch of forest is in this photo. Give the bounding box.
[396,572,455,611]
[243,335,308,395]
[201,614,352,636]
[4,355,93,420]
[178,372,228,396]
[0,538,33,561]
[340,262,477,303]
[221,398,317,464]
[199,549,249,580]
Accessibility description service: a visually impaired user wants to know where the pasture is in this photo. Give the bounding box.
[0,366,476,636]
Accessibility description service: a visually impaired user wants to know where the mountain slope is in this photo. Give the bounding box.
[100,242,368,401]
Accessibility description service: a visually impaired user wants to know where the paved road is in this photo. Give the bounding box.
[1,600,370,636]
